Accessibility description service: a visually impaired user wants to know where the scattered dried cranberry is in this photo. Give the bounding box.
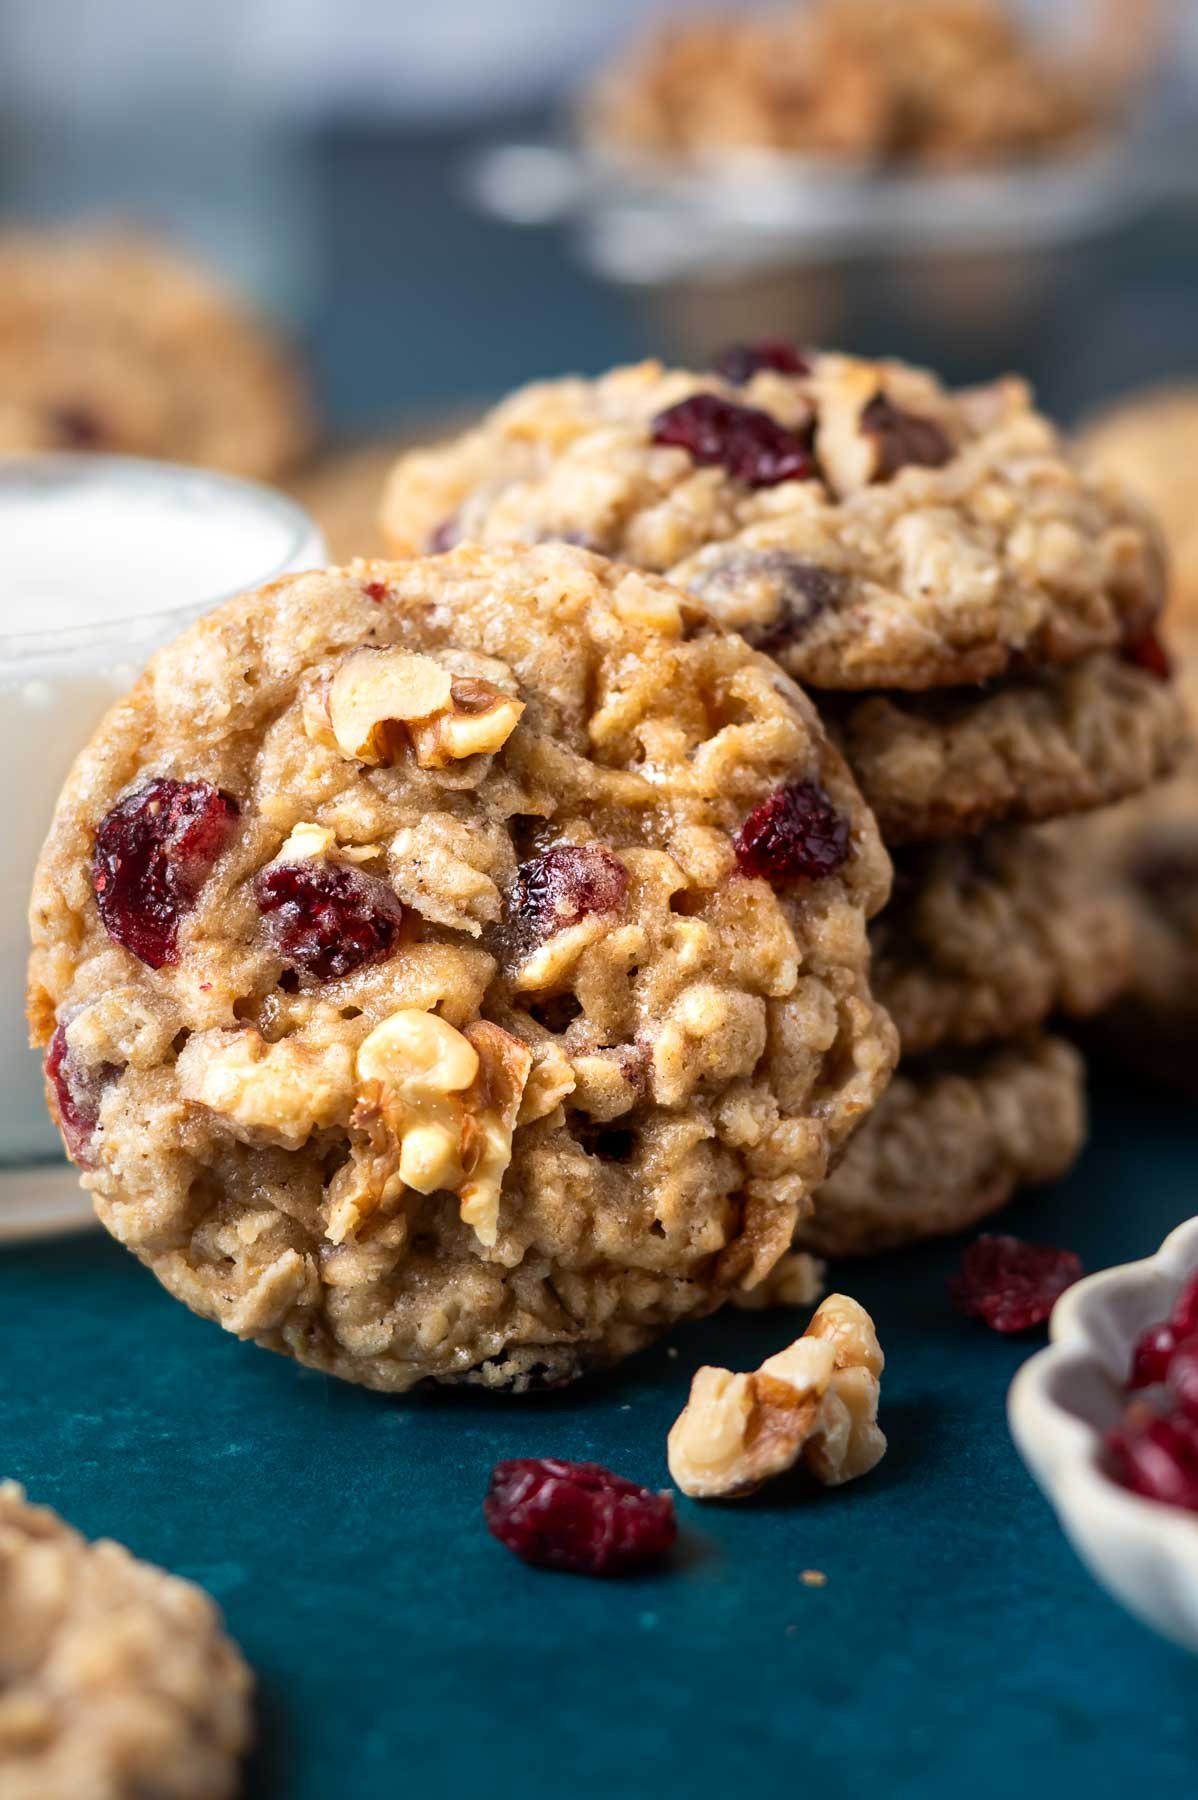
[1107,1405,1198,1513]
[734,781,850,883]
[1122,630,1172,681]
[507,846,628,960]
[949,1234,1083,1333]
[860,393,952,480]
[651,394,815,488]
[362,580,389,603]
[92,778,239,968]
[253,859,405,982]
[484,1458,676,1576]
[44,1024,116,1167]
[714,340,811,384]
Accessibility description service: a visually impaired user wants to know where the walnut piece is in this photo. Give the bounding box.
[177,1028,356,1151]
[307,648,524,771]
[666,1293,885,1498]
[333,1007,532,1246]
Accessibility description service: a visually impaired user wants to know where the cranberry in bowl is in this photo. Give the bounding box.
[1009,1214,1198,1653]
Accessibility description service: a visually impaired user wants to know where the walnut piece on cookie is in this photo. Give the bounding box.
[0,1483,251,1800]
[380,354,1164,693]
[29,544,896,1392]
[667,1294,886,1498]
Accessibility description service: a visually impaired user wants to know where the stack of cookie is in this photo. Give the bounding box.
[380,348,1187,1256]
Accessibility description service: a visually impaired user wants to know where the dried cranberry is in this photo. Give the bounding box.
[651,394,815,488]
[949,1234,1083,1333]
[1129,1321,1179,1389]
[714,340,811,384]
[734,781,850,883]
[50,404,106,449]
[860,393,952,480]
[1107,1405,1198,1512]
[362,580,388,603]
[689,551,845,653]
[1166,1337,1198,1421]
[92,778,239,968]
[507,846,628,960]
[484,1457,676,1575]
[44,1024,116,1167]
[1123,630,1172,681]
[1170,1270,1198,1339]
[428,516,460,553]
[253,859,404,982]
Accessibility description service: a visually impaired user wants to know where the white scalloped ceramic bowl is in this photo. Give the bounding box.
[1009,1215,1198,1652]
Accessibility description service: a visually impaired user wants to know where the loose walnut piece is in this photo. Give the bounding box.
[334,1007,532,1247]
[667,1293,885,1498]
[307,647,524,771]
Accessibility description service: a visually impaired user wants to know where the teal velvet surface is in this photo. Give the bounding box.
[2,1073,1196,1800]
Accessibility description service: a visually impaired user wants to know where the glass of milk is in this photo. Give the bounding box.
[1,455,326,1239]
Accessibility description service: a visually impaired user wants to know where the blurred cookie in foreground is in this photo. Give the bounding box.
[0,228,313,479]
[583,0,1138,171]
[0,1482,251,1800]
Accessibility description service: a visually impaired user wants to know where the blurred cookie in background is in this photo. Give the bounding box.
[1071,384,1198,1092]
[0,227,314,480]
[584,0,1149,172]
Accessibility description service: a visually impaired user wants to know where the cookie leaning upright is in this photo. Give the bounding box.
[0,228,313,479]
[28,544,895,1391]
[381,352,1186,1250]
[0,1483,251,1800]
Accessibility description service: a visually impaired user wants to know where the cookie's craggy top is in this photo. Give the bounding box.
[831,651,1187,844]
[874,826,1131,1058]
[381,356,1163,692]
[798,1035,1085,1255]
[0,230,312,479]
[0,1484,251,1800]
[29,545,895,1392]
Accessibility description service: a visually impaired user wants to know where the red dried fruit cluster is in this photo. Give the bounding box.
[92,777,239,968]
[1106,1269,1198,1512]
[507,845,629,958]
[949,1234,1083,1333]
[484,1458,677,1576]
[651,393,815,488]
[714,339,811,384]
[253,858,405,981]
[44,1024,116,1167]
[734,780,850,883]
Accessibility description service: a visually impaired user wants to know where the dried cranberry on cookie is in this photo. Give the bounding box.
[29,544,895,1392]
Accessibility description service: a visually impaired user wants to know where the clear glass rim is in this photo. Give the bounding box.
[0,452,321,659]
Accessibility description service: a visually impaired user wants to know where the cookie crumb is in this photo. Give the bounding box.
[800,1569,828,1588]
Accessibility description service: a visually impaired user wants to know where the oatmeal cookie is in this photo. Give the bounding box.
[874,826,1131,1057]
[381,355,1163,692]
[830,650,1187,843]
[584,0,1104,170]
[1079,386,1198,623]
[797,1035,1085,1255]
[0,1483,251,1800]
[0,229,312,480]
[28,544,895,1392]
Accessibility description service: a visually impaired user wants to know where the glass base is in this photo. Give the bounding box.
[0,1162,97,1243]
